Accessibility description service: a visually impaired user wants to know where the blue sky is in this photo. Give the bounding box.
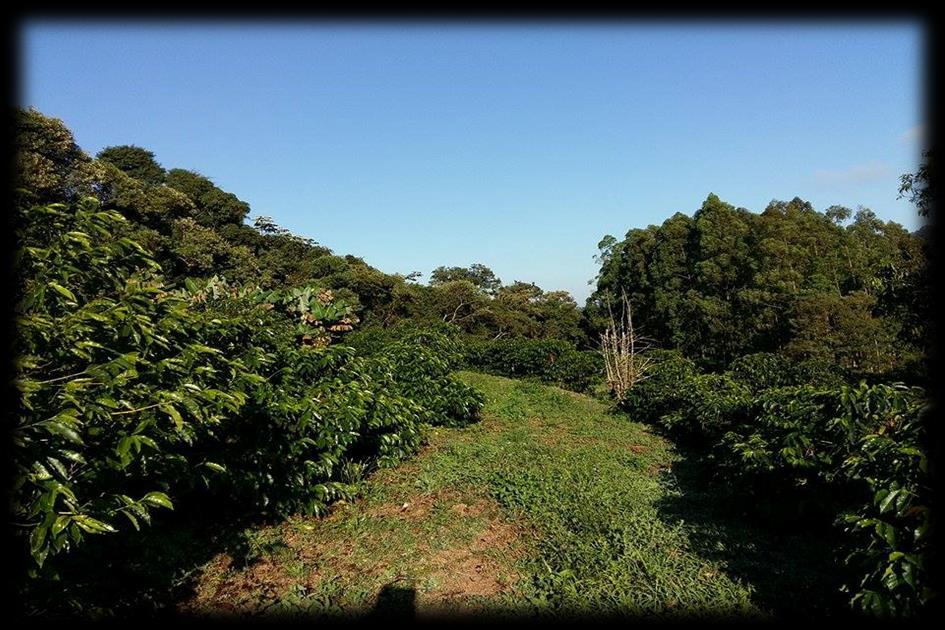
[20,21,926,302]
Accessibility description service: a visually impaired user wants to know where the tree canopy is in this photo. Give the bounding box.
[587,192,928,379]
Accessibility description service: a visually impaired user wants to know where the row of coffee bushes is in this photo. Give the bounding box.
[12,199,484,584]
[621,351,931,617]
[461,338,602,393]
[345,325,604,393]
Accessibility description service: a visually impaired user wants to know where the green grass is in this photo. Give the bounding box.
[90,371,847,620]
[421,373,761,620]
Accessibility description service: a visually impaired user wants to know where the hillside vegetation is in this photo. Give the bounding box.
[11,108,934,619]
[17,374,857,620]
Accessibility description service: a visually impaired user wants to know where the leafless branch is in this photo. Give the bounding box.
[599,292,654,401]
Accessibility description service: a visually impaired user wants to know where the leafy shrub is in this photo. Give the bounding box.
[718,382,930,616]
[12,198,483,583]
[834,384,931,617]
[792,358,851,388]
[727,352,800,392]
[624,343,930,616]
[463,337,601,392]
[14,199,232,574]
[658,373,752,442]
[619,349,699,422]
[727,353,851,393]
[464,338,571,376]
[369,329,484,428]
[344,320,464,357]
[547,350,603,394]
[342,325,399,356]
[720,385,840,480]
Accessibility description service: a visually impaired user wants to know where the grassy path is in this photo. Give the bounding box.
[181,372,843,620]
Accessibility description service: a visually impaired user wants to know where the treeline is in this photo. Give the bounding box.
[590,175,934,615]
[587,192,930,382]
[15,108,586,346]
[16,107,932,374]
[11,106,934,618]
[11,110,483,614]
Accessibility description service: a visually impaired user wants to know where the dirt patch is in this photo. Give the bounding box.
[181,552,308,616]
[417,518,523,609]
[649,463,669,476]
[481,420,507,434]
[365,489,463,521]
[449,499,489,518]
[180,480,529,618]
[295,537,355,564]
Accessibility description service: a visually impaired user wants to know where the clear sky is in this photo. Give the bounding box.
[20,21,926,302]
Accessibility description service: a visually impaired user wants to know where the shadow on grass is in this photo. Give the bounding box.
[653,445,859,621]
[367,582,417,620]
[16,502,272,619]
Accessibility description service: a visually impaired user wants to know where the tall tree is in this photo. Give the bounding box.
[587,193,927,376]
[430,263,502,295]
[165,168,250,229]
[14,108,104,206]
[96,145,166,186]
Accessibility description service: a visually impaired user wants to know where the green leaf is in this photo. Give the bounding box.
[121,510,141,531]
[49,282,77,303]
[44,421,84,445]
[141,491,174,510]
[30,525,46,554]
[72,515,118,534]
[51,515,71,537]
[161,404,183,429]
[879,489,900,514]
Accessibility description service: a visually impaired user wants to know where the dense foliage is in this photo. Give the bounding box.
[15,109,586,344]
[347,323,601,393]
[12,196,482,589]
[587,194,929,378]
[463,338,602,393]
[620,351,932,616]
[12,106,933,620]
[589,171,933,617]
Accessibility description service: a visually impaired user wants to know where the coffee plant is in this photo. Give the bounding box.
[462,337,602,393]
[12,198,483,584]
[622,344,932,616]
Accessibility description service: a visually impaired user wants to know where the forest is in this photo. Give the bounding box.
[11,107,935,620]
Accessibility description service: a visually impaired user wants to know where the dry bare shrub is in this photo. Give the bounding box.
[600,293,653,401]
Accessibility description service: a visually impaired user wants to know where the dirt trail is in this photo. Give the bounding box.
[180,426,530,618]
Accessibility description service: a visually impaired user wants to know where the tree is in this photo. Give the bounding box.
[14,108,105,206]
[95,163,196,232]
[586,192,927,376]
[898,150,933,218]
[429,280,493,331]
[430,263,502,295]
[785,291,903,374]
[165,168,250,229]
[96,145,166,186]
[493,282,583,342]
